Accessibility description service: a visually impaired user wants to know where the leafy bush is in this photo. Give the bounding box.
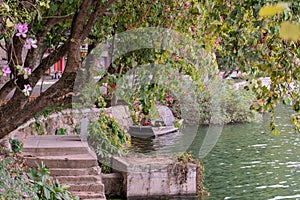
[28,162,78,200]
[0,152,36,199]
[87,110,131,159]
[173,78,261,125]
[9,138,23,153]
[0,150,78,200]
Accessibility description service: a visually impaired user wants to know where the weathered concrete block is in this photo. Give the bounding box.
[111,155,197,198]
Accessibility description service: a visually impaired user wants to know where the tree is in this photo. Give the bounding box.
[196,0,300,132]
[0,0,206,138]
[0,0,116,138]
[0,0,299,140]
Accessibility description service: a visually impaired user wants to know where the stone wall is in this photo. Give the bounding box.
[3,105,132,145]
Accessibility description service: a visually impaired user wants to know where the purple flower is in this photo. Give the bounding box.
[14,23,28,38]
[191,26,196,32]
[156,100,160,105]
[24,67,32,79]
[2,66,11,76]
[24,38,37,49]
[22,84,32,96]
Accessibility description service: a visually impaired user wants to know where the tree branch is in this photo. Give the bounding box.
[82,0,116,39]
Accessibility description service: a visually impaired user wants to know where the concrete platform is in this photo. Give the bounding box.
[112,155,197,198]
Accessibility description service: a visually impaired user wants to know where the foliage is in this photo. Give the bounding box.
[0,149,78,200]
[196,0,299,133]
[87,109,131,159]
[55,128,67,135]
[0,0,298,138]
[0,151,36,199]
[9,138,23,153]
[27,162,78,200]
[171,78,260,125]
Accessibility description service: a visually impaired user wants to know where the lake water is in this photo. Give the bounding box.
[129,105,300,199]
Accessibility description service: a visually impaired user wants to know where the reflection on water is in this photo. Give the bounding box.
[128,105,300,199]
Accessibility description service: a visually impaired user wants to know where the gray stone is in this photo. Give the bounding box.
[156,105,176,126]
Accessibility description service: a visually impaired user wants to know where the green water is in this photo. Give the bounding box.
[129,105,300,199]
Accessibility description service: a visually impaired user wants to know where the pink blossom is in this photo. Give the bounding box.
[2,66,11,76]
[214,38,221,46]
[24,38,37,49]
[24,67,32,79]
[219,16,224,21]
[22,84,32,96]
[183,2,189,7]
[166,97,174,104]
[191,26,196,32]
[14,23,28,38]
[219,72,225,78]
[175,74,180,78]
[180,48,186,56]
[173,55,179,62]
[132,102,139,107]
[156,100,160,105]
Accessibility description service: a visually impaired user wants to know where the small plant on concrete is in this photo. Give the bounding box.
[9,138,23,153]
[55,128,67,135]
[171,152,210,198]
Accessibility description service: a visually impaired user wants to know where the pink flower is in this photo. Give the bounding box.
[2,66,11,76]
[219,72,224,78]
[183,2,189,7]
[219,16,224,21]
[24,38,37,49]
[132,102,139,107]
[175,74,180,78]
[14,23,28,38]
[22,84,32,96]
[214,38,221,46]
[191,26,196,32]
[24,67,32,79]
[166,97,174,104]
[173,55,179,62]
[156,100,160,105]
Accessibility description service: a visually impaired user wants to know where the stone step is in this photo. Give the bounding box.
[72,191,105,200]
[23,135,90,156]
[56,175,101,184]
[68,182,105,193]
[50,167,101,176]
[23,146,89,156]
[25,154,98,168]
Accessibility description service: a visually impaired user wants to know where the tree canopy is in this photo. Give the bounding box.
[0,0,299,139]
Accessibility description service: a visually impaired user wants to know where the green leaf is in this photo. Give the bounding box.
[279,21,300,41]
[43,186,51,199]
[259,3,287,17]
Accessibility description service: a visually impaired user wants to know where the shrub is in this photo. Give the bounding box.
[0,152,36,199]
[0,149,78,200]
[87,110,131,159]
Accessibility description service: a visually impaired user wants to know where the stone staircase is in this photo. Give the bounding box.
[22,135,106,200]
